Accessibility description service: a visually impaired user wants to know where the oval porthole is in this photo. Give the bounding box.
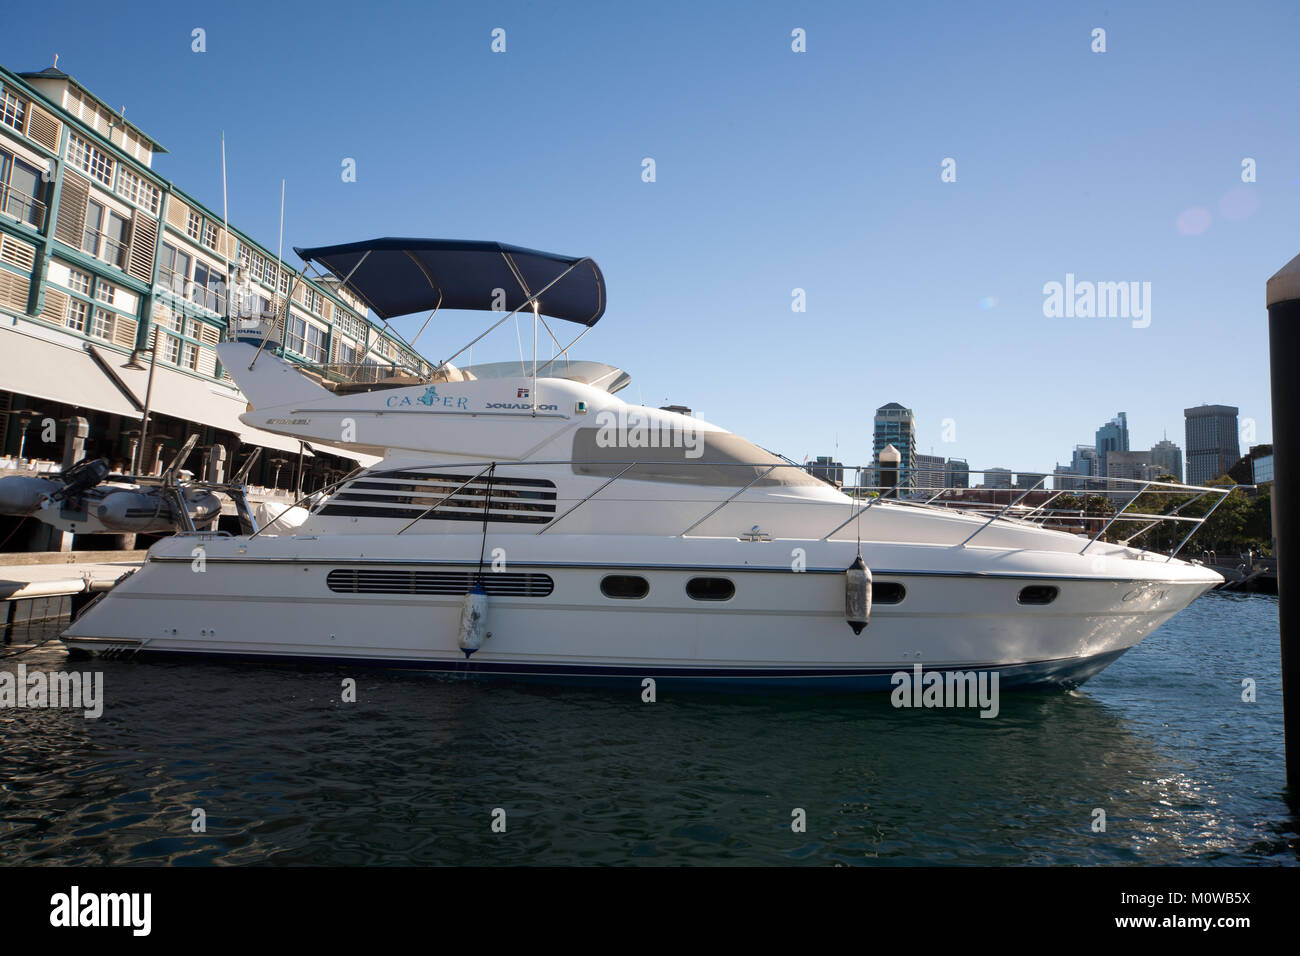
[1018,585,1059,606]
[601,574,649,599]
[873,582,907,605]
[686,577,735,601]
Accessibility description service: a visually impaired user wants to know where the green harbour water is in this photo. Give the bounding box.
[0,590,1295,865]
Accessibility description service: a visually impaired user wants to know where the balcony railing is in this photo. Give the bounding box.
[82,229,128,270]
[0,182,46,229]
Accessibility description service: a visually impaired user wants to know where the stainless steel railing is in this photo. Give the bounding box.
[311,459,1241,560]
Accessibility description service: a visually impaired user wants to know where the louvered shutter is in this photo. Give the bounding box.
[54,173,90,248]
[126,210,158,283]
[25,103,62,151]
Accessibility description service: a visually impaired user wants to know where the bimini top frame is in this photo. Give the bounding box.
[249,238,606,414]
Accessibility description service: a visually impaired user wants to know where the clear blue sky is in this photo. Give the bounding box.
[6,0,1292,475]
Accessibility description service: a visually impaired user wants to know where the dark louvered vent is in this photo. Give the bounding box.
[326,568,554,597]
[319,471,557,525]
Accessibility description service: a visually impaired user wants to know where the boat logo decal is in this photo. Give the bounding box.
[386,387,470,410]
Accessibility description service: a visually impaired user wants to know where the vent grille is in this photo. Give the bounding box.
[319,471,557,525]
[326,568,554,597]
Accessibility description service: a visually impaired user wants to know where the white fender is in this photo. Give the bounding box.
[458,584,490,657]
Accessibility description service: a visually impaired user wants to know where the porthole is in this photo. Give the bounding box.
[873,582,907,605]
[686,577,735,601]
[1018,585,1059,606]
[601,574,649,599]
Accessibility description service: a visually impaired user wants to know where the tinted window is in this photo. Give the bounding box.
[601,575,649,599]
[686,577,734,601]
[1018,585,1059,606]
[873,582,906,605]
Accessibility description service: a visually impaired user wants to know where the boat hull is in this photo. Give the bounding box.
[60,533,1220,692]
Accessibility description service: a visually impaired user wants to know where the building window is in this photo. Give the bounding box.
[158,242,190,294]
[303,287,321,314]
[183,342,199,371]
[67,132,114,187]
[0,150,45,228]
[162,332,181,365]
[89,308,113,340]
[201,220,217,250]
[304,323,326,363]
[0,89,25,132]
[66,268,91,296]
[191,260,225,314]
[286,315,306,355]
[82,200,130,269]
[66,299,88,332]
[115,166,161,216]
[187,210,202,241]
[337,341,357,365]
[94,280,116,305]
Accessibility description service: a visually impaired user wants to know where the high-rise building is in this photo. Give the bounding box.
[1184,405,1240,485]
[872,403,916,492]
[1105,450,1155,483]
[1015,472,1047,490]
[985,467,1012,489]
[807,456,844,487]
[1149,438,1183,482]
[1095,413,1129,475]
[945,458,970,489]
[915,453,945,491]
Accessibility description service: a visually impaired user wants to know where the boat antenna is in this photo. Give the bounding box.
[220,132,231,320]
[275,178,285,309]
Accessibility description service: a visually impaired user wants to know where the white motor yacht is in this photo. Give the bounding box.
[62,239,1226,690]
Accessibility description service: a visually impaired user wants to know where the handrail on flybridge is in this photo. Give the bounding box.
[310,460,1243,562]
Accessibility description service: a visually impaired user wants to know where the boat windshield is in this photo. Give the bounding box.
[570,428,823,488]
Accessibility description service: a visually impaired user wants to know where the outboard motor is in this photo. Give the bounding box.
[49,458,110,504]
[845,554,872,634]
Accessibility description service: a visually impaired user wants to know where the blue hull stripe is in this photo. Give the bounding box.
[94,646,1132,692]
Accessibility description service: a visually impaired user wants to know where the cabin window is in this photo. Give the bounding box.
[686,577,734,601]
[1017,585,1059,606]
[601,575,649,599]
[873,582,906,605]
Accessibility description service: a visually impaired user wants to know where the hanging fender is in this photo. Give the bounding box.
[845,555,872,634]
[458,583,490,657]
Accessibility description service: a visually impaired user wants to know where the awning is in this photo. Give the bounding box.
[294,238,606,325]
[0,325,143,419]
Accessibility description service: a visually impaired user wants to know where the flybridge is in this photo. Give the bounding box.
[246,238,609,414]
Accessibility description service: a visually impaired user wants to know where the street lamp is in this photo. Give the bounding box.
[124,325,160,475]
